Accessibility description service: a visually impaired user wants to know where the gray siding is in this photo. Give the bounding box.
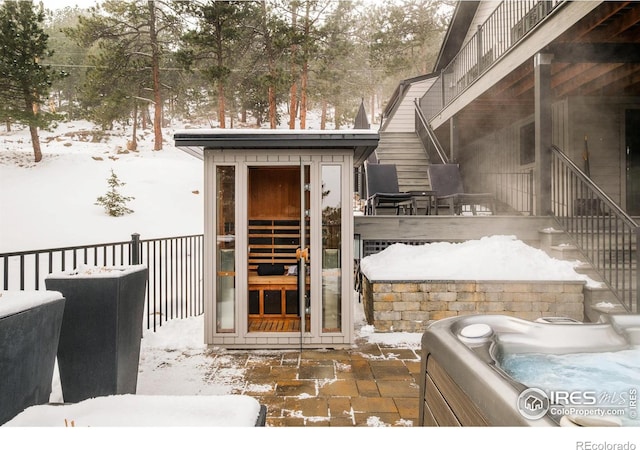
[385,78,438,133]
[463,1,501,45]
[460,96,640,212]
[566,97,636,206]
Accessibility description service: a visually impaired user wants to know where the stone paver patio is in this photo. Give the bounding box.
[215,336,422,427]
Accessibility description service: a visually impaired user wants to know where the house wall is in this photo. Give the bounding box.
[457,115,530,214]
[459,96,640,213]
[385,78,438,133]
[566,97,640,206]
[462,1,501,46]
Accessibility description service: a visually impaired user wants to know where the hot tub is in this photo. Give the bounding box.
[418,314,640,426]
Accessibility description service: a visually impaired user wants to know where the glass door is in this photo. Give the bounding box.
[246,165,310,333]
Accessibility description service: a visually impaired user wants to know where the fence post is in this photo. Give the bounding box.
[131,233,140,265]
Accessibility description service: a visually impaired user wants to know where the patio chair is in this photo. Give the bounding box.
[365,164,416,215]
[427,164,496,215]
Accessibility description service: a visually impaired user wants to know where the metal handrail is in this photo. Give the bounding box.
[420,0,565,122]
[551,145,639,313]
[0,233,205,330]
[414,99,449,164]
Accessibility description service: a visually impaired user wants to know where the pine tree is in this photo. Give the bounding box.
[0,0,65,162]
[95,169,135,217]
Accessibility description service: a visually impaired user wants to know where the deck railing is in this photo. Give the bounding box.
[0,233,204,331]
[479,170,534,216]
[415,99,449,164]
[420,0,564,122]
[551,146,639,314]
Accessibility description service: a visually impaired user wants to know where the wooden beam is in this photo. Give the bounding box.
[549,43,640,63]
[575,64,640,96]
[568,1,635,39]
[553,63,625,97]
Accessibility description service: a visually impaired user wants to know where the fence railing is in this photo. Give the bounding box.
[479,170,534,216]
[551,146,639,314]
[0,233,205,331]
[420,0,564,122]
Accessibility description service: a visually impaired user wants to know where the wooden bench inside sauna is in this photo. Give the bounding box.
[247,167,309,332]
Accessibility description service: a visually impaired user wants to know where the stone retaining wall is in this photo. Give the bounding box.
[361,277,585,332]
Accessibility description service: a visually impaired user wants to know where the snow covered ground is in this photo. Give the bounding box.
[0,119,634,446]
[0,120,204,252]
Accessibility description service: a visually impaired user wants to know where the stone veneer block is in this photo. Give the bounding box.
[361,277,585,332]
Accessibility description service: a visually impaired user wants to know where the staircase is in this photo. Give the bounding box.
[538,227,636,322]
[374,131,431,212]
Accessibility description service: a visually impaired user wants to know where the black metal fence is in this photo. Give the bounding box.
[0,233,204,331]
[551,146,639,314]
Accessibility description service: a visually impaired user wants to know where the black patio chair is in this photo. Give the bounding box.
[427,164,496,215]
[365,164,416,215]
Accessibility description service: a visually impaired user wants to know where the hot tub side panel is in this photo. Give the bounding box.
[419,318,558,427]
[419,353,489,426]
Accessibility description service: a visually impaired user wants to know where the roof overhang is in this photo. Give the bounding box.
[173,129,380,167]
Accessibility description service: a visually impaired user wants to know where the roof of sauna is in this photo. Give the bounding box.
[173,128,380,166]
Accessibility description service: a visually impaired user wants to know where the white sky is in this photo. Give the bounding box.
[40,0,87,10]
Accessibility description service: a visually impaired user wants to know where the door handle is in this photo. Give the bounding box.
[296,247,309,261]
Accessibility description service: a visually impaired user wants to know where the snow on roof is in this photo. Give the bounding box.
[173,128,380,166]
[174,128,379,136]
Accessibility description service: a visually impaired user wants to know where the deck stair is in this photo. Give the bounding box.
[537,227,636,322]
[373,131,431,212]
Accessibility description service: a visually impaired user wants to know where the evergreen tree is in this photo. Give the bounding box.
[256,0,293,128]
[280,0,327,129]
[42,5,89,119]
[368,0,446,80]
[65,0,181,149]
[95,169,135,217]
[314,0,362,129]
[177,1,260,128]
[0,0,64,162]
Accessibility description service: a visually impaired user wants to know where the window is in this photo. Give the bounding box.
[216,166,235,333]
[520,122,535,165]
[321,165,342,332]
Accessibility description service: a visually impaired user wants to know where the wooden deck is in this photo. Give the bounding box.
[354,215,556,244]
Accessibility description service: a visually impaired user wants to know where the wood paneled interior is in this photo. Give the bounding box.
[424,354,490,426]
[248,220,301,270]
[249,167,300,219]
[247,167,307,329]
